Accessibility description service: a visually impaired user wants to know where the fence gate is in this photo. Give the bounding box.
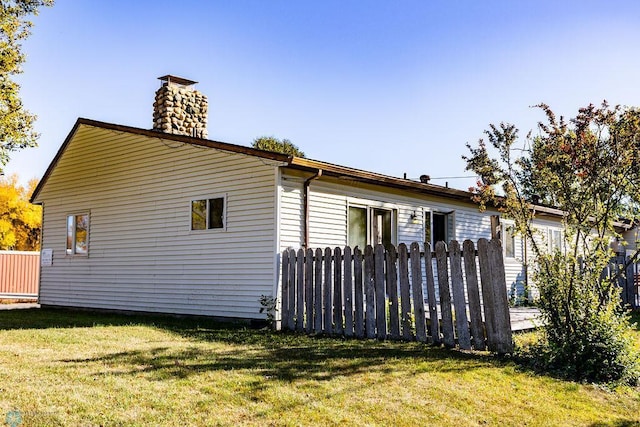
[280,239,513,354]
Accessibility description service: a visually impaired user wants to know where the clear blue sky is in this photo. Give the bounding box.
[6,0,640,191]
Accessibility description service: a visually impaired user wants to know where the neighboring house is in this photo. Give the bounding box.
[30,76,584,320]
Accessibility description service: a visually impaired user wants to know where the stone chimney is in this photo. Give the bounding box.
[153,75,208,138]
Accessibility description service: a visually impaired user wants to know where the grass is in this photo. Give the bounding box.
[0,308,638,426]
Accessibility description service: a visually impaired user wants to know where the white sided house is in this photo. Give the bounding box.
[31,76,569,320]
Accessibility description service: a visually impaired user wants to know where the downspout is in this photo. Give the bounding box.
[303,169,323,248]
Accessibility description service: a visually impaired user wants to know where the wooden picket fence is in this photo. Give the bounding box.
[280,239,513,354]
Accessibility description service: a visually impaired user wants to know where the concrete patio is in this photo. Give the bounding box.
[510,307,542,331]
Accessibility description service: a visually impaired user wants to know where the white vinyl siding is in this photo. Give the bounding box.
[277,171,549,305]
[308,190,347,248]
[279,177,303,249]
[35,125,280,319]
[279,171,501,252]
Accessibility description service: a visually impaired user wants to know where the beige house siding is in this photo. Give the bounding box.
[34,125,280,319]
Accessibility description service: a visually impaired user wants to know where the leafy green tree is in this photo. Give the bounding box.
[464,102,640,384]
[252,136,305,157]
[0,173,41,250]
[0,0,54,173]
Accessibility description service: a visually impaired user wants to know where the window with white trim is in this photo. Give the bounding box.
[191,196,226,230]
[66,213,89,255]
[348,205,396,251]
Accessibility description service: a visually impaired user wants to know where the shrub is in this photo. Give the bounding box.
[529,252,639,385]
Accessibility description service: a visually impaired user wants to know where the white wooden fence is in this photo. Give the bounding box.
[280,239,513,354]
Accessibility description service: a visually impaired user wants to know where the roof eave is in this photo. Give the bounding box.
[30,118,583,226]
[286,157,474,202]
[30,119,83,204]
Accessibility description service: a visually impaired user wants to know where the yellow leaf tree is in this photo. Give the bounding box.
[0,173,41,250]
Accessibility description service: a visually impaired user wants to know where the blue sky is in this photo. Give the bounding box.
[6,1,640,191]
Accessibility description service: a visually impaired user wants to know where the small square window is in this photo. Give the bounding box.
[66,213,89,255]
[191,197,225,230]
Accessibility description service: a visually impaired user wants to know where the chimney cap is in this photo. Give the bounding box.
[158,75,198,88]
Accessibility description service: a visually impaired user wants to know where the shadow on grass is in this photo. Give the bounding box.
[0,307,161,330]
[6,307,640,385]
[0,307,253,333]
[61,339,495,384]
[6,308,502,383]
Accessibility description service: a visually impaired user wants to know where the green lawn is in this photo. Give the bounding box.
[0,308,638,426]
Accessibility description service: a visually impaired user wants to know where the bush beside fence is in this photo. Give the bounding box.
[280,239,513,354]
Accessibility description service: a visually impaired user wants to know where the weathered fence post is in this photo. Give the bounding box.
[424,242,440,345]
[449,240,471,350]
[386,244,400,340]
[314,247,323,334]
[477,239,496,350]
[305,248,314,333]
[479,239,514,354]
[281,250,290,330]
[463,240,486,350]
[296,248,305,332]
[344,246,354,337]
[287,248,296,331]
[374,245,387,340]
[398,244,413,340]
[323,247,333,334]
[435,241,455,348]
[489,239,513,353]
[410,242,427,343]
[364,245,376,339]
[334,247,344,335]
[354,247,365,338]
